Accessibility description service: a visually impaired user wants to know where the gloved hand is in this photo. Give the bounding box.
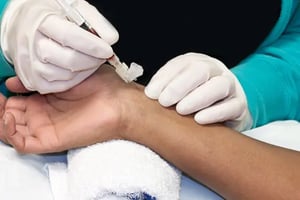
[1,0,119,94]
[144,53,253,131]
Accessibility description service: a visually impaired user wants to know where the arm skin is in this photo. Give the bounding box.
[0,65,300,200]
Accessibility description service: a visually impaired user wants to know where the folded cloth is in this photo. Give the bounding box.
[47,140,181,200]
[242,120,300,151]
[0,142,65,200]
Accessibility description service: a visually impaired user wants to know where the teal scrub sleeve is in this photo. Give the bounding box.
[0,0,16,95]
[0,0,15,78]
[232,3,300,128]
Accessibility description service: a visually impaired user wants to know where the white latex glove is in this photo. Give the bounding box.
[1,0,119,94]
[145,53,253,131]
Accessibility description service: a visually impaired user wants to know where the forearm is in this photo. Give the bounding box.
[121,84,300,199]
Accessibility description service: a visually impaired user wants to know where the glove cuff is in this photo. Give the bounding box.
[225,109,253,132]
[226,76,253,132]
[204,53,254,132]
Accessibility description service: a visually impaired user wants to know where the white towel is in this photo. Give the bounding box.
[242,120,300,151]
[48,140,181,200]
[0,142,64,200]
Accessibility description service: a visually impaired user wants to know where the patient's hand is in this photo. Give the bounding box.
[0,92,7,137]
[0,65,132,154]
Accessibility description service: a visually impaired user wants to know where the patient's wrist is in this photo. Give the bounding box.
[117,82,174,143]
[116,83,145,139]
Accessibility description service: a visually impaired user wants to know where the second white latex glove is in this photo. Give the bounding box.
[1,0,119,94]
[145,53,252,131]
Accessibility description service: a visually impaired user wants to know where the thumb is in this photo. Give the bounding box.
[6,76,30,93]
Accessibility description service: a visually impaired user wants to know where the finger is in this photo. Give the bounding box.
[11,129,59,154]
[194,97,246,124]
[176,75,235,115]
[75,0,119,45]
[11,134,42,154]
[4,116,42,154]
[0,119,8,144]
[37,67,98,94]
[5,97,27,125]
[4,110,26,125]
[171,53,225,76]
[5,77,29,93]
[145,53,224,100]
[158,64,211,107]
[145,57,189,99]
[3,113,17,137]
[3,112,25,150]
[39,15,113,58]
[0,94,8,144]
[0,93,6,116]
[33,61,78,82]
[5,117,57,154]
[5,96,27,111]
[36,33,104,71]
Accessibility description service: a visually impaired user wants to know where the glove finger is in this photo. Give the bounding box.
[33,62,78,82]
[38,15,113,58]
[145,57,190,99]
[158,63,211,107]
[145,53,226,100]
[36,33,104,71]
[194,97,246,124]
[176,75,235,114]
[172,53,227,77]
[35,67,97,94]
[75,0,119,45]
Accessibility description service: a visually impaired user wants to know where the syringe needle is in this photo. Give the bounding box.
[55,0,143,82]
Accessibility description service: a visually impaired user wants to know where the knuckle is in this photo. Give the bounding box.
[165,85,183,99]
[36,39,52,63]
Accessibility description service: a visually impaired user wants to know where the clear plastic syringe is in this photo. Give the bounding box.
[55,0,143,82]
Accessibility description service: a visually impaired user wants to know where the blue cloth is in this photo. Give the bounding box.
[131,193,156,200]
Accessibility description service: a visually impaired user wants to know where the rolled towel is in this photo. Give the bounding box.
[48,140,181,200]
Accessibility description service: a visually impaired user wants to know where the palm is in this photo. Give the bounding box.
[1,66,126,153]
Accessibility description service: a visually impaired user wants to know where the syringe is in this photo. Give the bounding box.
[54,0,143,82]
